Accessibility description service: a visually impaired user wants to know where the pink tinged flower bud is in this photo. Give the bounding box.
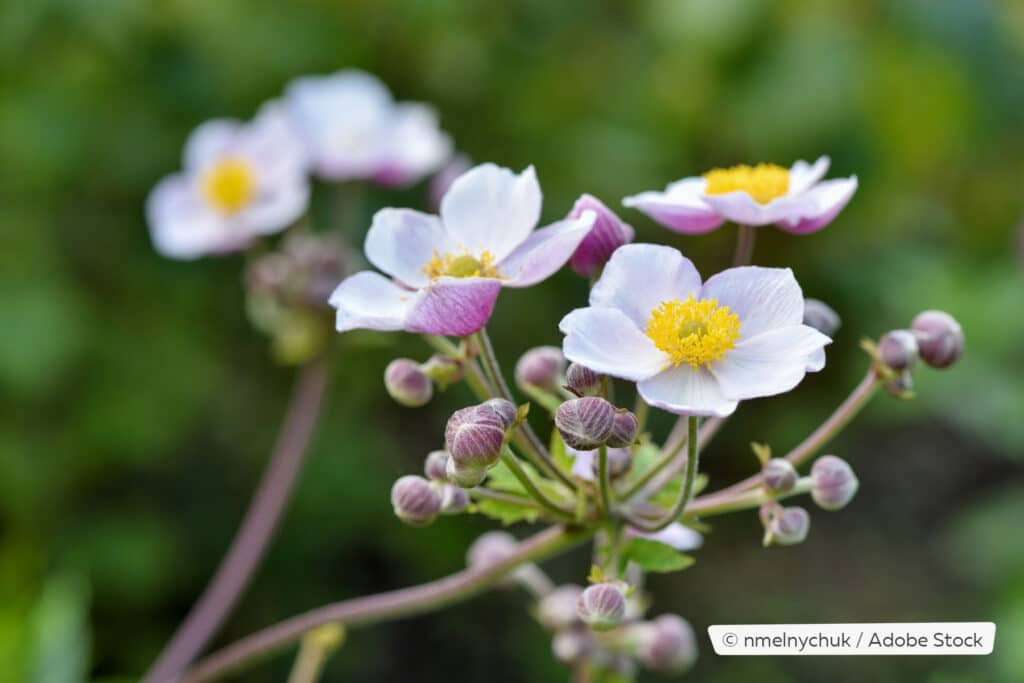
[439,483,470,515]
[911,310,964,369]
[445,457,487,489]
[590,447,633,480]
[445,406,506,470]
[565,362,602,396]
[762,458,798,493]
[770,506,811,545]
[802,298,841,336]
[424,450,450,481]
[478,398,518,430]
[606,411,639,448]
[384,358,433,407]
[537,584,584,630]
[421,354,463,387]
[555,397,615,450]
[466,531,518,572]
[810,455,859,511]
[878,329,918,371]
[567,194,635,278]
[577,582,627,631]
[552,630,591,664]
[514,346,566,391]
[390,475,442,526]
[637,615,698,673]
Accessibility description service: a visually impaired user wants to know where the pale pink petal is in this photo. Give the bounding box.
[787,156,830,195]
[637,365,738,417]
[439,164,541,261]
[700,191,813,227]
[590,244,702,329]
[238,181,310,236]
[146,175,249,259]
[183,119,242,170]
[329,271,417,332]
[559,307,668,381]
[374,103,453,186]
[364,208,453,288]
[776,177,858,234]
[623,178,725,234]
[710,325,831,400]
[500,212,595,287]
[700,266,803,339]
[567,194,635,278]
[405,277,503,336]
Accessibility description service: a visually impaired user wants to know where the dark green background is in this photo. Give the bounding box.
[2,1,1022,681]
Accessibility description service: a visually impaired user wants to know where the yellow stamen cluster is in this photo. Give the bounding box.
[201,158,256,213]
[645,296,742,368]
[703,163,790,205]
[421,250,501,279]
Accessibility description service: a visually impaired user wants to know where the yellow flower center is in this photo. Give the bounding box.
[645,296,742,368]
[201,158,256,213]
[421,250,501,279]
[703,163,790,204]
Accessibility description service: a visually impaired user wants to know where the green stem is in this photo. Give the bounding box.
[499,448,575,522]
[626,417,699,532]
[597,444,612,514]
[733,224,757,266]
[469,487,542,509]
[620,429,690,501]
[285,625,343,683]
[633,396,649,435]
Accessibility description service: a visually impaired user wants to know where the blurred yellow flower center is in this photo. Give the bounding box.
[646,296,741,368]
[422,250,501,279]
[202,158,256,213]
[703,163,789,204]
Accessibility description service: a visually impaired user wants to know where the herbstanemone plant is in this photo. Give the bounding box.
[142,69,965,683]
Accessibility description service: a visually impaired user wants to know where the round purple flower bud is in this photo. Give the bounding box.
[762,458,798,493]
[514,346,566,392]
[577,582,627,631]
[565,362,602,396]
[445,406,506,470]
[537,584,584,630]
[556,397,615,450]
[466,531,518,572]
[911,310,964,369]
[424,450,450,481]
[811,455,859,511]
[552,629,591,664]
[567,194,635,278]
[390,475,442,526]
[590,447,633,480]
[878,329,919,371]
[479,398,518,430]
[770,506,810,546]
[802,298,841,336]
[445,457,487,489]
[606,411,639,448]
[421,354,463,387]
[438,483,470,515]
[384,358,433,407]
[636,614,698,673]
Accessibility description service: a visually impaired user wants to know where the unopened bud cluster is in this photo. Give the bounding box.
[876,310,963,397]
[555,395,638,453]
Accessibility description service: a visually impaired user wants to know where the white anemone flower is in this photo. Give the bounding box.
[559,244,830,417]
[623,156,857,234]
[329,163,596,337]
[146,102,309,260]
[284,69,452,185]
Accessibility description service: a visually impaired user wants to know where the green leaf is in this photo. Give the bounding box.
[472,499,539,525]
[486,459,570,503]
[619,537,695,574]
[627,440,661,483]
[549,430,573,474]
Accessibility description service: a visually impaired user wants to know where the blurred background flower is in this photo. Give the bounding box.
[0,1,1021,682]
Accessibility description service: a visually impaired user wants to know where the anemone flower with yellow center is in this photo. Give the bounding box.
[559,244,831,417]
[330,163,597,337]
[622,156,857,236]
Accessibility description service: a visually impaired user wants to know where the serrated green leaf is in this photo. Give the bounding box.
[619,537,695,574]
[472,499,539,525]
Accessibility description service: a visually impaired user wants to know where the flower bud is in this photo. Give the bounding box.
[810,455,859,511]
[445,405,506,471]
[802,298,841,336]
[591,447,633,480]
[761,458,798,493]
[478,398,518,430]
[421,354,463,387]
[445,457,487,488]
[577,582,627,631]
[567,194,635,278]
[635,614,697,673]
[537,585,584,630]
[466,531,518,572]
[552,629,591,664]
[438,483,470,515]
[606,411,639,448]
[769,506,810,546]
[878,329,918,371]
[565,363,602,396]
[515,346,566,392]
[911,310,964,369]
[424,450,450,481]
[384,358,433,407]
[390,475,442,526]
[556,397,615,450]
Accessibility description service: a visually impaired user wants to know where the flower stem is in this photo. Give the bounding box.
[469,487,543,509]
[143,356,330,683]
[685,477,813,518]
[499,448,575,522]
[638,416,725,499]
[626,417,699,532]
[175,525,594,683]
[285,624,344,683]
[597,444,612,514]
[733,224,757,266]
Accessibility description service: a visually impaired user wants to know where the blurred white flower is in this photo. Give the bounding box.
[284,69,452,185]
[146,103,309,260]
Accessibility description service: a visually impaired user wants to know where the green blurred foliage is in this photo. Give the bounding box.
[0,0,1021,681]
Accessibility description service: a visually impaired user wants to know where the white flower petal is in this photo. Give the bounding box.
[146,175,249,259]
[804,346,826,372]
[559,307,667,381]
[700,266,803,339]
[630,523,703,552]
[710,325,831,400]
[500,212,595,288]
[375,103,453,186]
[776,177,858,235]
[183,119,242,171]
[329,271,416,332]
[622,178,725,234]
[700,190,813,227]
[590,243,702,329]
[787,156,830,195]
[236,180,310,236]
[439,163,541,261]
[567,447,596,481]
[637,365,738,417]
[364,208,453,288]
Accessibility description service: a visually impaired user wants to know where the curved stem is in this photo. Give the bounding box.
[499,448,575,522]
[144,357,330,683]
[176,525,593,683]
[733,224,757,266]
[626,417,699,532]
